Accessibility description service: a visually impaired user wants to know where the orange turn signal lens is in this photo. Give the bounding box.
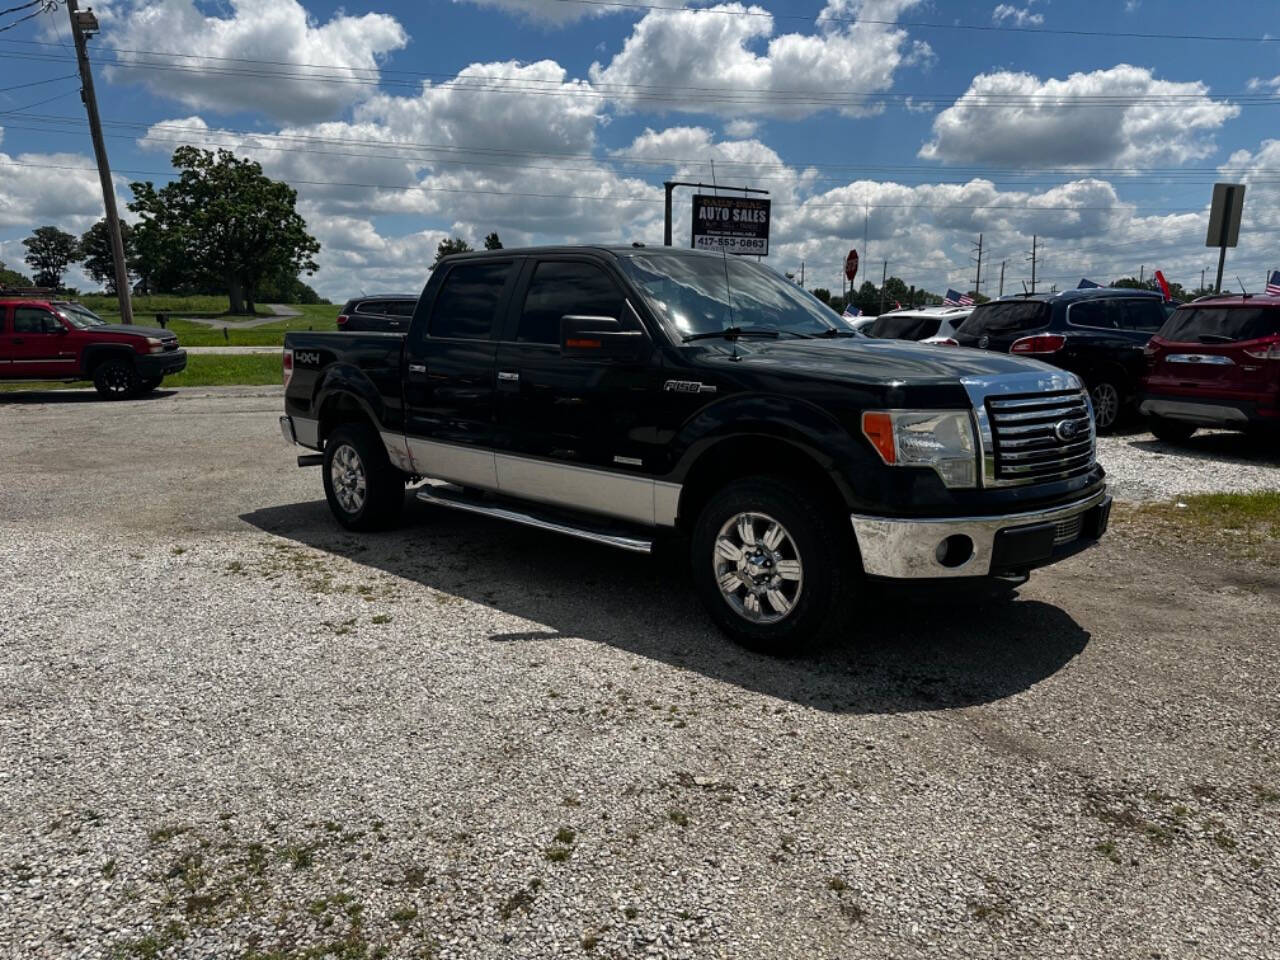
[566,337,602,349]
[861,411,895,464]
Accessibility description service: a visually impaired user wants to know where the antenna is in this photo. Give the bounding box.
[1236,275,1249,298]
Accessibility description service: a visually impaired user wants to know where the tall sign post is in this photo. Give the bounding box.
[67,0,133,323]
[1206,182,1246,294]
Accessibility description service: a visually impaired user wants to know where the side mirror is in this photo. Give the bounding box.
[560,314,645,361]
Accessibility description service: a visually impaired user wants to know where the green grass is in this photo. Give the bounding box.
[77,297,341,347]
[1130,491,1280,560]
[0,353,281,392]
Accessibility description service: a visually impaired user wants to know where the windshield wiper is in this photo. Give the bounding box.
[815,327,855,338]
[682,326,780,343]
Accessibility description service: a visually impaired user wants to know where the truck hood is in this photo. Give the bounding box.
[711,336,1063,386]
[92,324,176,339]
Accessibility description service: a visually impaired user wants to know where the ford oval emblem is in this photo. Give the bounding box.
[1054,419,1082,442]
[978,335,990,349]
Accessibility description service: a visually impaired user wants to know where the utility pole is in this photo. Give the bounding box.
[998,259,1006,298]
[879,260,887,314]
[971,233,983,297]
[1027,236,1039,294]
[67,0,132,323]
[1139,264,1144,285]
[1201,267,1206,293]
[799,261,804,288]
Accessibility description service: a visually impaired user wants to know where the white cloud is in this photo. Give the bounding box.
[102,0,408,123]
[724,119,760,138]
[992,3,1044,27]
[1246,76,1280,92]
[453,0,687,24]
[920,65,1240,167]
[589,0,931,118]
[0,142,110,233]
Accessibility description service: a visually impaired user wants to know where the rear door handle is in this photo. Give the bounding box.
[497,370,520,392]
[408,363,426,374]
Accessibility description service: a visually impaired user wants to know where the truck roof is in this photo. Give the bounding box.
[438,244,726,264]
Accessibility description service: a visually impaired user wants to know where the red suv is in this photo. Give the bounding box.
[0,298,186,399]
[1140,294,1280,441]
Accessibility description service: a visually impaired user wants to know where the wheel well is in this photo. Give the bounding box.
[318,392,375,446]
[85,347,137,374]
[676,435,847,533]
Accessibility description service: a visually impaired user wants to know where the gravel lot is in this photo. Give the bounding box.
[1,387,1277,960]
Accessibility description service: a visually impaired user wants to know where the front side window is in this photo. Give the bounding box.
[517,261,624,344]
[430,262,512,340]
[618,253,841,340]
[13,307,63,334]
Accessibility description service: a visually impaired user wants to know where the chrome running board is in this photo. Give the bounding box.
[415,483,654,554]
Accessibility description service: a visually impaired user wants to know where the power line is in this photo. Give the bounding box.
[0,73,78,94]
[0,5,46,33]
[545,0,1280,43]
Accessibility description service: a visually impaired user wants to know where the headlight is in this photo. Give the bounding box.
[146,337,165,354]
[861,409,978,488]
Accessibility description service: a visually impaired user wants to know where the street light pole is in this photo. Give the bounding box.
[67,0,133,322]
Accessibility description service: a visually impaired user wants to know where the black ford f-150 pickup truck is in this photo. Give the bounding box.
[281,247,1111,653]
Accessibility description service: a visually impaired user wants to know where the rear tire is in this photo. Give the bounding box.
[321,423,405,531]
[92,357,140,400]
[1148,417,1196,443]
[690,476,856,656]
[1089,380,1123,434]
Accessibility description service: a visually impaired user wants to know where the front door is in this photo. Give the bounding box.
[492,257,663,524]
[401,259,518,489]
[8,306,76,377]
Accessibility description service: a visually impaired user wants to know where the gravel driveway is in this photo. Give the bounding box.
[1,387,1277,959]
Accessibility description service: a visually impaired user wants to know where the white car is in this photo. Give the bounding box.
[839,314,877,335]
[866,306,973,345]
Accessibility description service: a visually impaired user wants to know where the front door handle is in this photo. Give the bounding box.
[407,363,426,374]
[497,370,520,392]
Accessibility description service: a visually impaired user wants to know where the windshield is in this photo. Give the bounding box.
[958,300,1050,336]
[618,253,841,339]
[869,314,942,341]
[1158,306,1280,343]
[56,305,107,329]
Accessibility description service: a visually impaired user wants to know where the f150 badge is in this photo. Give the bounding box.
[664,380,717,394]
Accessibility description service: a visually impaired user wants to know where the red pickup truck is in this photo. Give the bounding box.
[0,298,186,398]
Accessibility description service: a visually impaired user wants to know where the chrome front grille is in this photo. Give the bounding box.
[986,390,1095,485]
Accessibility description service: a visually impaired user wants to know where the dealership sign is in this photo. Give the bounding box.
[691,194,771,256]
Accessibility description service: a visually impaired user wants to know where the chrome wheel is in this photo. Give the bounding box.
[712,511,803,624]
[1090,382,1120,430]
[329,443,367,514]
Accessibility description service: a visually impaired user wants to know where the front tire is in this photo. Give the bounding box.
[321,423,405,531]
[137,377,163,395]
[690,476,856,655]
[92,358,140,400]
[1148,417,1196,443]
[1089,380,1123,434]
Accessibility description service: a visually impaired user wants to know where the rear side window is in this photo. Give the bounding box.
[1159,306,1280,343]
[13,307,62,334]
[1120,299,1165,332]
[430,262,512,340]
[868,314,941,340]
[958,301,1050,336]
[517,261,624,344]
[1067,300,1120,330]
[389,300,418,317]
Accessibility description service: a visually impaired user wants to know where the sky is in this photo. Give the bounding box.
[1,0,1279,301]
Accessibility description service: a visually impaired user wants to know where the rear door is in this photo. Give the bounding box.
[9,306,77,377]
[1149,305,1280,398]
[401,259,519,489]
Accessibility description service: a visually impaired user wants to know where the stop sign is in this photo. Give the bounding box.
[844,249,859,282]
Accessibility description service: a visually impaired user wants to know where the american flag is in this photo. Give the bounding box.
[842,305,861,318]
[942,288,962,306]
[1078,278,1101,289]
[1267,270,1280,297]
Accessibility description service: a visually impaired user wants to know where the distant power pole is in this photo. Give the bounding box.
[1139,264,1144,284]
[799,261,804,288]
[67,0,132,323]
[880,260,887,314]
[998,259,1006,298]
[1027,236,1039,294]
[971,233,983,297]
[1201,268,1206,292]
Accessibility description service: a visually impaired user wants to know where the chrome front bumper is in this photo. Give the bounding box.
[851,488,1111,579]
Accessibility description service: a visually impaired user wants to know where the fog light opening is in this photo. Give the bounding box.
[935,534,974,568]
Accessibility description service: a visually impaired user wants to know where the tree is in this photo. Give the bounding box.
[433,236,473,267]
[483,232,503,250]
[0,261,33,290]
[80,219,138,293]
[810,287,831,305]
[1112,275,1189,302]
[22,226,81,290]
[129,147,320,314]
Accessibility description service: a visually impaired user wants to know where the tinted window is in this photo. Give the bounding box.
[1068,300,1119,330]
[1120,299,1165,332]
[430,262,511,340]
[1159,306,1280,343]
[518,262,623,344]
[869,314,941,341]
[389,300,418,318]
[13,307,62,334]
[958,301,1051,336]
